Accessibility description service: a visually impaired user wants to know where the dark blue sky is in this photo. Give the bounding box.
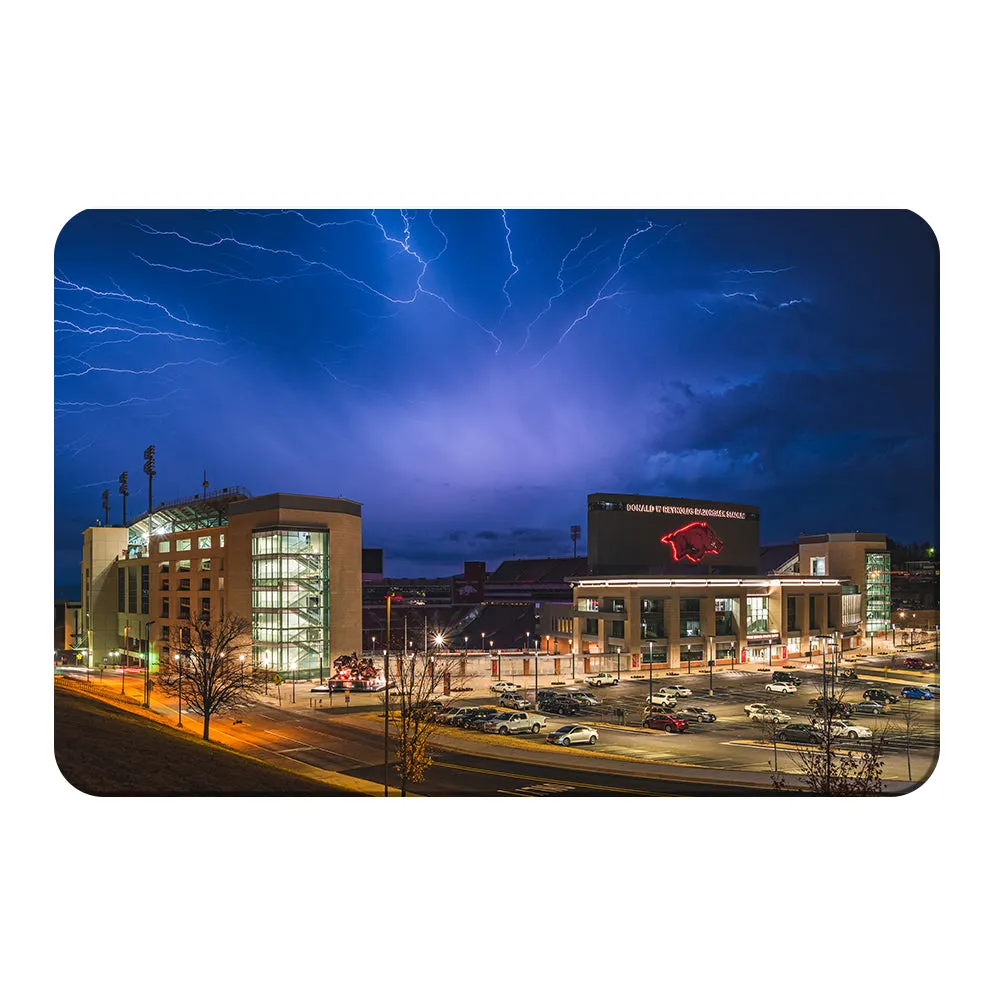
[54,209,938,593]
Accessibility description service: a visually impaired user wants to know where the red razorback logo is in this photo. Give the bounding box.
[660,521,724,563]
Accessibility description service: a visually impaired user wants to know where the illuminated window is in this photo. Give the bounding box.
[810,556,827,576]
[159,540,170,553]
[159,561,169,574]
[577,597,599,612]
[200,558,211,571]
[220,534,225,547]
[177,559,191,573]
[680,598,701,637]
[176,538,192,551]
[747,596,769,633]
[198,536,211,549]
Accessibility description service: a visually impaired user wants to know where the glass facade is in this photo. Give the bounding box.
[865,551,891,633]
[715,597,736,636]
[680,598,701,637]
[251,528,329,675]
[746,596,769,633]
[640,598,665,639]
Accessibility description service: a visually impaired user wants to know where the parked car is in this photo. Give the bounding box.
[567,691,599,706]
[777,723,816,737]
[535,689,559,703]
[499,693,532,709]
[459,707,501,729]
[901,686,934,700]
[547,697,581,716]
[746,705,791,724]
[546,724,599,746]
[777,726,823,746]
[764,681,797,694]
[903,657,927,670]
[586,672,619,687]
[744,702,770,716]
[659,684,693,698]
[490,680,520,693]
[772,670,800,685]
[483,711,546,735]
[815,719,873,740]
[671,706,717,723]
[447,707,480,726]
[852,701,887,717]
[642,713,689,733]
[436,707,464,724]
[647,691,679,709]
[809,696,854,718]
[864,688,898,704]
[465,709,503,731]
[924,683,941,694]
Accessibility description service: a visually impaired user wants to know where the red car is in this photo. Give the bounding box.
[903,657,926,669]
[642,713,689,733]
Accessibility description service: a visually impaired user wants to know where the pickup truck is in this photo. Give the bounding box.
[483,711,546,735]
[586,672,619,687]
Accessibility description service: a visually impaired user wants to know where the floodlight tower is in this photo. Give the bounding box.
[570,525,581,558]
[143,445,156,524]
[119,472,129,526]
[101,490,110,526]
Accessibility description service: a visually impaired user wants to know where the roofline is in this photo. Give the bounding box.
[568,576,846,587]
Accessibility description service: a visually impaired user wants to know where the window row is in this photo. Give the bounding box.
[159,558,218,573]
[160,597,212,620]
[162,577,215,592]
[157,534,224,553]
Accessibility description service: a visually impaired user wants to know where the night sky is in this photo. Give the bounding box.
[54,209,938,594]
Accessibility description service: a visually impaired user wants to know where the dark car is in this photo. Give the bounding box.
[809,696,854,718]
[535,690,560,705]
[771,671,800,686]
[863,688,898,704]
[777,726,823,746]
[642,713,689,733]
[671,706,717,723]
[547,697,580,716]
[852,701,887,716]
[459,707,501,729]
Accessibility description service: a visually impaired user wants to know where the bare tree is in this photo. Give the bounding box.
[751,715,782,773]
[892,695,921,782]
[379,650,452,796]
[157,613,262,740]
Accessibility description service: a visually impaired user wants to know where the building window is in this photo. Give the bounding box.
[747,596,769,633]
[118,568,125,612]
[715,597,736,636]
[810,556,827,576]
[787,595,798,630]
[640,598,664,639]
[181,627,190,646]
[178,578,190,591]
[176,538,192,551]
[809,595,819,631]
[200,558,211,572]
[604,598,625,613]
[198,536,212,549]
[583,618,599,635]
[159,561,169,574]
[220,534,225,547]
[127,567,138,614]
[842,593,862,626]
[577,597,600,612]
[200,597,211,619]
[161,598,170,617]
[680,598,701,637]
[161,578,169,591]
[141,565,149,615]
[160,626,170,641]
[178,598,191,620]
[199,578,210,591]
[609,620,625,639]
[865,551,891,633]
[177,559,191,573]
[159,540,170,553]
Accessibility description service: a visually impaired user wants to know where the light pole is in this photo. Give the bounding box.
[490,640,495,682]
[525,631,530,652]
[174,652,182,727]
[239,654,246,690]
[143,618,155,708]
[708,636,715,697]
[481,632,486,652]
[534,639,539,702]
[383,648,390,797]
[291,663,297,703]
[648,640,653,710]
[121,624,130,694]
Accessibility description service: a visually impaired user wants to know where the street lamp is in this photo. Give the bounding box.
[648,640,654,711]
[525,631,530,652]
[481,631,486,652]
[291,662,297,703]
[143,618,156,708]
[534,638,539,702]
[489,639,495,681]
[121,624,130,695]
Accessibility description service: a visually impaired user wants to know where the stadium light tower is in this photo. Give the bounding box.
[143,445,156,525]
[119,472,129,526]
[101,490,110,526]
[570,525,581,558]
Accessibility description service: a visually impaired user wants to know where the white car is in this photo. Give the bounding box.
[546,724,599,746]
[923,683,940,695]
[659,684,693,698]
[746,705,791,724]
[764,681,797,694]
[586,672,619,687]
[817,719,873,740]
[490,680,520,693]
[646,692,678,709]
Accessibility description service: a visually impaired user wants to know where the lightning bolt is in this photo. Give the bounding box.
[530,221,683,368]
[55,276,213,330]
[55,358,230,378]
[727,267,795,275]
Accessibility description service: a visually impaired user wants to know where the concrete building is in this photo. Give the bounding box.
[538,493,889,671]
[80,488,362,678]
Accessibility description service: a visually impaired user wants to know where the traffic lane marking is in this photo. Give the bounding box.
[436,760,673,795]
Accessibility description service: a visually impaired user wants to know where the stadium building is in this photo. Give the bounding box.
[80,488,362,678]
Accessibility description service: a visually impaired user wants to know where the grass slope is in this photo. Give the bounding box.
[54,685,358,796]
